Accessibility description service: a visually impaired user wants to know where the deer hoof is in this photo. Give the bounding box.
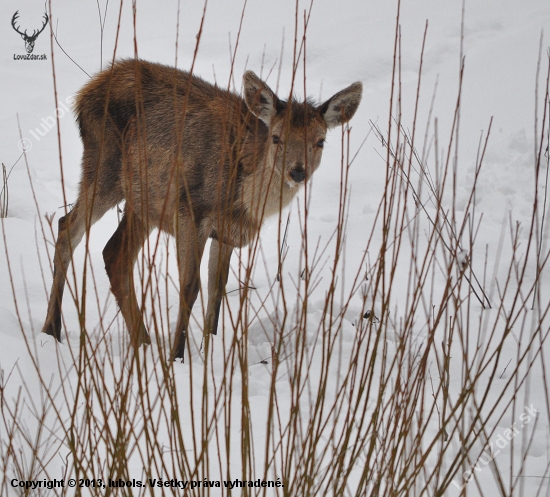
[42,322,62,342]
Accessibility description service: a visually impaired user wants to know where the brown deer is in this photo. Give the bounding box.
[41,59,362,361]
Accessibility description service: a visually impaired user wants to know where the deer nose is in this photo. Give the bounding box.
[290,164,306,183]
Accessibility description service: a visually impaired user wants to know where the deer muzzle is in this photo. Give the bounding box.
[289,164,306,184]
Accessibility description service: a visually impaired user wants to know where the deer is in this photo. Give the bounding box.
[11,11,49,54]
[41,59,362,361]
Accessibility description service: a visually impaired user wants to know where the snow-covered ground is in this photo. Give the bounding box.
[1,0,550,495]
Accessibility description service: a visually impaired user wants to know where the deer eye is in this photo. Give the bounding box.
[272,135,281,144]
[317,139,325,148]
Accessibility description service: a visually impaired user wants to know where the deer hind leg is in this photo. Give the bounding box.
[205,239,233,336]
[103,211,152,349]
[42,196,112,341]
[171,217,209,362]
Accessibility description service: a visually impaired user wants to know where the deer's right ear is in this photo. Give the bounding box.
[243,71,277,125]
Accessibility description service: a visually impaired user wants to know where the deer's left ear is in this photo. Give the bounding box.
[320,82,363,129]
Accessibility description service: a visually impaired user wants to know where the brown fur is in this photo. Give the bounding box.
[41,58,362,360]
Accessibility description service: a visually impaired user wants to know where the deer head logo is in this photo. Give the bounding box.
[11,11,49,54]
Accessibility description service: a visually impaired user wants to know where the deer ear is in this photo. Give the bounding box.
[320,82,363,129]
[243,71,278,125]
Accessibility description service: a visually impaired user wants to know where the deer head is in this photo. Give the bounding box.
[11,11,49,54]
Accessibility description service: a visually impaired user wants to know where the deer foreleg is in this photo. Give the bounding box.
[205,239,233,336]
[171,217,208,362]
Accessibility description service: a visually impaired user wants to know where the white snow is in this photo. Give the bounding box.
[1,0,550,495]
